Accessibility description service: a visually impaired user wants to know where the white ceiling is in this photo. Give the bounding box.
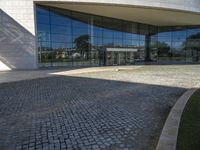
[38,2,200,26]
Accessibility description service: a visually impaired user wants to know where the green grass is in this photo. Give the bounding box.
[176,89,200,150]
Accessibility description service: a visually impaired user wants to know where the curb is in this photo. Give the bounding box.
[156,84,200,150]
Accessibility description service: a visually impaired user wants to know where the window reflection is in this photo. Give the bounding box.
[37,24,50,33]
[36,5,200,66]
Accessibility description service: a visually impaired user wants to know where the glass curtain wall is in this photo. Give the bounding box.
[36,5,200,67]
[186,27,200,63]
[157,26,200,63]
[36,5,157,67]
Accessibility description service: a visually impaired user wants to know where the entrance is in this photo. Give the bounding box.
[113,52,126,65]
[106,48,137,65]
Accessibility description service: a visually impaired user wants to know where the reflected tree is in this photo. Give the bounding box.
[186,33,200,51]
[187,33,200,39]
[156,41,171,56]
[185,32,200,62]
[74,35,91,59]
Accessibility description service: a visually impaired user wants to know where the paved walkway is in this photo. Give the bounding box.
[0,66,140,83]
[0,65,200,150]
[68,65,200,89]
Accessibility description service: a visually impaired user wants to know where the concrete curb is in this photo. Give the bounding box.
[156,84,200,150]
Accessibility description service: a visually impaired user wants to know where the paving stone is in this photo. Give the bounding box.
[1,65,200,149]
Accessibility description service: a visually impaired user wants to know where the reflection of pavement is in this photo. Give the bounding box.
[0,65,200,149]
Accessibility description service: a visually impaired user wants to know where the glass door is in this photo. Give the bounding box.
[99,50,106,65]
[126,52,135,65]
[106,51,113,65]
[113,52,118,65]
[119,52,126,65]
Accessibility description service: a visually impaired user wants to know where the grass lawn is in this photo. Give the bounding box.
[176,89,200,150]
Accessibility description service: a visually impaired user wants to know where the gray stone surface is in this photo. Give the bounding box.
[0,66,140,83]
[0,76,184,150]
[71,65,200,89]
[0,65,200,149]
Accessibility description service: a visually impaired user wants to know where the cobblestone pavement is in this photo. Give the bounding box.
[0,65,200,150]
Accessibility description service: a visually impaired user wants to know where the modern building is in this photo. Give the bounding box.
[1,0,200,69]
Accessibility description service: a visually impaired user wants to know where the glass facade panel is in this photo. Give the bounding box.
[50,15,71,26]
[157,27,172,62]
[36,5,200,67]
[186,27,200,62]
[37,14,50,24]
[37,24,50,33]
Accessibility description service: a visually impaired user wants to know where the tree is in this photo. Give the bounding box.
[156,41,171,56]
[74,34,90,59]
[186,33,200,51]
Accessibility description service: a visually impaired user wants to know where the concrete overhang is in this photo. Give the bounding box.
[36,2,200,26]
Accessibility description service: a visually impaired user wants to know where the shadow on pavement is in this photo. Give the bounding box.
[0,76,186,150]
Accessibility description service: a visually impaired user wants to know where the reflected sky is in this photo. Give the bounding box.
[36,5,200,65]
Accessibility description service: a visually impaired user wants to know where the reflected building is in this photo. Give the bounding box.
[36,5,200,67]
[1,0,200,69]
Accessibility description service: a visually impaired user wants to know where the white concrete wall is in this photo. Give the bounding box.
[0,0,37,70]
[0,0,200,70]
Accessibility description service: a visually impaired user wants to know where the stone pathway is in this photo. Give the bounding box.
[0,65,200,150]
[0,66,140,84]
